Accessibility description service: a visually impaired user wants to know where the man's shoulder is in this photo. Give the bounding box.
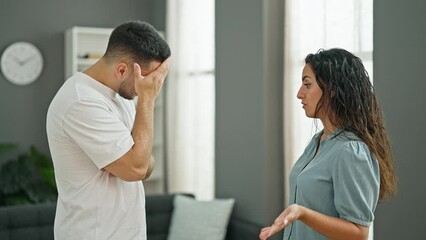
[56,74,109,105]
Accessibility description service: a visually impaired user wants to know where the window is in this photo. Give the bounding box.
[166,0,215,200]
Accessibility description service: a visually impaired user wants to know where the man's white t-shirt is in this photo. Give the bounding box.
[46,72,146,240]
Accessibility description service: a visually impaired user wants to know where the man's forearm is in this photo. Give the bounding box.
[131,98,155,173]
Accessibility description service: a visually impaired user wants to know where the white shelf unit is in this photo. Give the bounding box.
[64,26,166,194]
[65,27,113,79]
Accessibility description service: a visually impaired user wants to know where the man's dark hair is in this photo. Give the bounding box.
[105,21,171,65]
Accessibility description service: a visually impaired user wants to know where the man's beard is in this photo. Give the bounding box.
[118,81,136,100]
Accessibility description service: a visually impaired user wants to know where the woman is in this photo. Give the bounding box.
[260,48,397,240]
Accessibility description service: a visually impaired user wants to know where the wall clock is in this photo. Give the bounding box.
[1,42,44,85]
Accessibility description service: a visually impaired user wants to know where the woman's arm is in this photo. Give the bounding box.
[259,204,369,240]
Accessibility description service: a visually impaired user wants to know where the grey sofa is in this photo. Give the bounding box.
[0,194,261,240]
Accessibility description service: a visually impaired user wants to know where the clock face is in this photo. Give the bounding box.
[1,42,44,85]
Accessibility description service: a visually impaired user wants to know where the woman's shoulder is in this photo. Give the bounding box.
[332,130,362,145]
[329,133,378,170]
[331,131,371,156]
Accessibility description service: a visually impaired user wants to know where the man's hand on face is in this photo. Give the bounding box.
[134,58,170,103]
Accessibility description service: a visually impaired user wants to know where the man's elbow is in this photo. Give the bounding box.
[122,166,148,182]
[107,151,152,182]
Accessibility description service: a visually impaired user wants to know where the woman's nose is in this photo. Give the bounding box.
[297,87,303,99]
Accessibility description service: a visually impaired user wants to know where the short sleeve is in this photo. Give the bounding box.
[63,99,134,169]
[332,141,380,226]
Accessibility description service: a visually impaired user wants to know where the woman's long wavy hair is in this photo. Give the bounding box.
[305,48,397,201]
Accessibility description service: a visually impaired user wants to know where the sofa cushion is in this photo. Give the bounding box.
[167,195,235,240]
[225,217,263,240]
[146,194,177,240]
[0,203,56,240]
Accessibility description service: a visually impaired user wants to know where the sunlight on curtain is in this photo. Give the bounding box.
[166,0,215,200]
[284,0,373,238]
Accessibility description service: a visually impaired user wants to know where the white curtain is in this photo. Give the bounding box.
[165,0,215,200]
[284,0,373,238]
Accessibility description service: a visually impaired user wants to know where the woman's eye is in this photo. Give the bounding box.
[304,83,311,88]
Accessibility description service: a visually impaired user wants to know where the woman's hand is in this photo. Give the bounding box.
[259,204,305,240]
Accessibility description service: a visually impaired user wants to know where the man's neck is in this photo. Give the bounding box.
[84,59,118,92]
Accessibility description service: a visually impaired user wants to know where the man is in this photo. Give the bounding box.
[46,21,170,239]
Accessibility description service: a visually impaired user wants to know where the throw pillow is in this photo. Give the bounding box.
[167,195,235,240]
